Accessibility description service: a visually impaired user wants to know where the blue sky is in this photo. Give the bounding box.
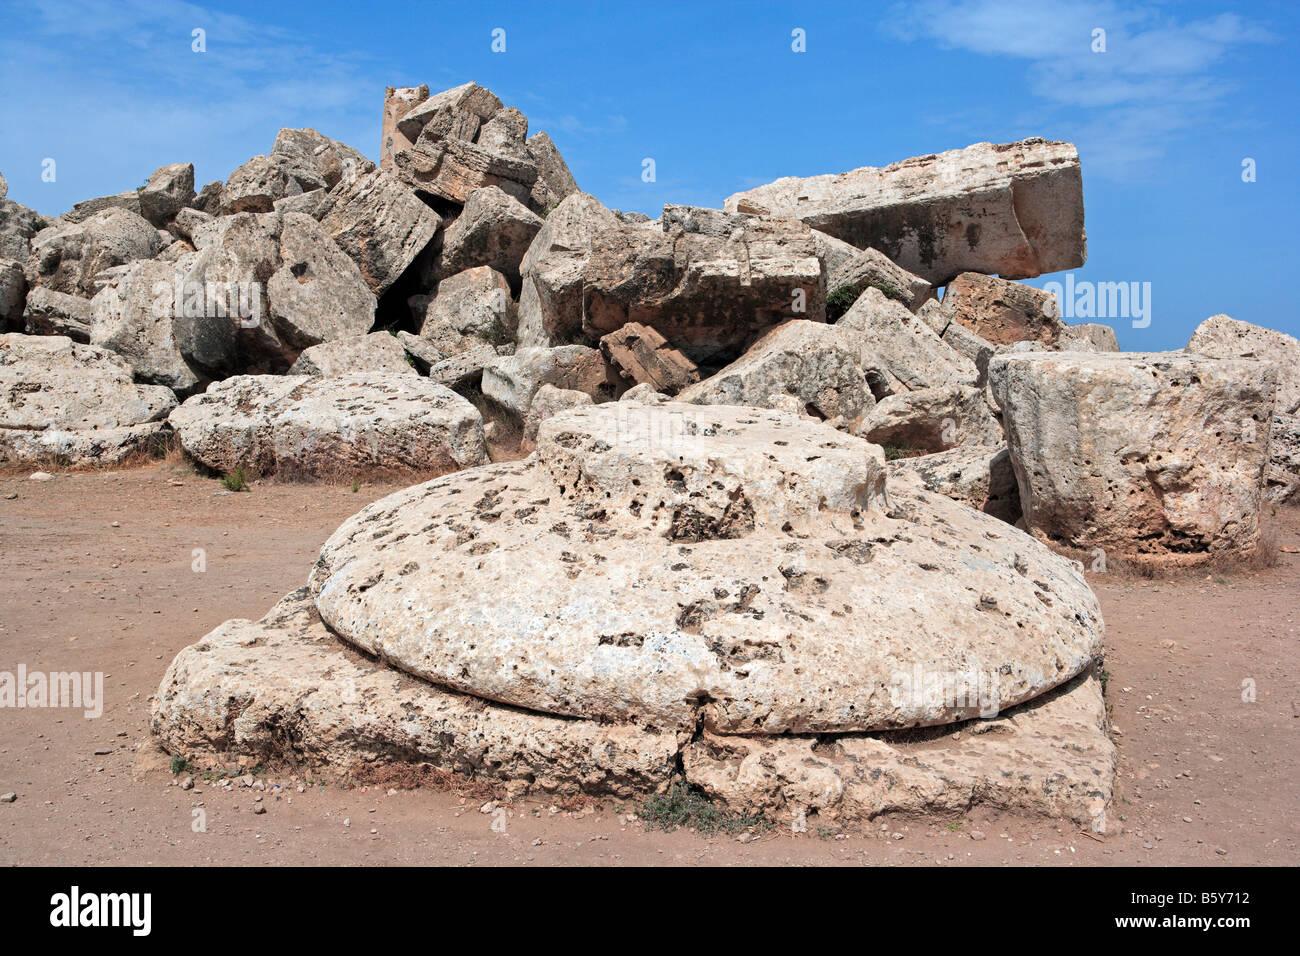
[2,0,1295,349]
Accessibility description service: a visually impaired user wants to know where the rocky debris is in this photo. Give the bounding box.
[25,208,163,299]
[169,373,487,479]
[0,333,176,465]
[0,259,25,332]
[943,272,1063,347]
[517,192,620,347]
[1266,414,1300,503]
[678,320,872,425]
[395,138,538,208]
[138,163,196,228]
[380,85,431,170]
[426,344,498,392]
[271,128,375,193]
[857,384,1002,453]
[887,444,1022,524]
[1188,314,1300,415]
[0,197,46,262]
[600,322,700,395]
[481,345,618,418]
[581,206,825,364]
[311,402,1102,734]
[1188,315,1300,503]
[167,207,212,244]
[726,139,1086,285]
[839,287,977,394]
[827,245,932,317]
[22,287,94,342]
[1058,323,1119,352]
[193,181,223,215]
[63,192,143,223]
[396,82,504,144]
[89,257,231,395]
[991,351,1277,562]
[433,186,543,291]
[287,332,417,377]
[525,132,580,213]
[186,211,376,372]
[220,155,300,214]
[272,189,328,218]
[620,383,667,404]
[315,168,439,296]
[417,265,515,354]
[523,383,593,447]
[0,171,6,200]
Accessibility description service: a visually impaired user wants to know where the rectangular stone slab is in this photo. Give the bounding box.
[725,139,1086,286]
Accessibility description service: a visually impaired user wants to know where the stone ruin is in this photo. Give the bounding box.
[2,79,1295,828]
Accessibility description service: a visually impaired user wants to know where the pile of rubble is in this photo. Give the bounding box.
[3,80,1294,828]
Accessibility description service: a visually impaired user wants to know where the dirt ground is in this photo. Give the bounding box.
[1,461,1296,866]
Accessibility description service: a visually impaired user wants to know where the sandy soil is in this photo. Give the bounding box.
[1,461,1296,866]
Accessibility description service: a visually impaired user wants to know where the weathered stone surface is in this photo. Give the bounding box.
[287,332,417,377]
[170,373,487,479]
[1,198,46,262]
[827,245,932,316]
[1267,414,1300,503]
[943,272,1063,347]
[525,131,579,214]
[726,139,1086,285]
[25,208,163,298]
[154,585,1111,825]
[887,444,1022,524]
[482,345,617,417]
[620,383,667,405]
[394,137,537,207]
[0,171,6,200]
[0,258,25,331]
[270,128,375,193]
[858,384,1002,453]
[380,84,430,170]
[1186,316,1300,503]
[395,82,504,143]
[0,333,176,464]
[839,287,977,394]
[517,192,620,347]
[311,402,1102,735]
[426,344,498,391]
[477,107,529,155]
[315,169,439,295]
[686,671,1113,830]
[582,206,825,364]
[991,351,1276,561]
[63,191,143,223]
[418,266,515,355]
[89,255,230,395]
[434,186,543,290]
[271,189,328,218]
[138,163,196,227]
[22,287,94,342]
[186,211,376,372]
[1188,314,1300,415]
[1059,323,1119,352]
[678,320,872,425]
[523,383,594,446]
[220,155,300,214]
[600,322,700,395]
[151,589,679,794]
[167,207,212,244]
